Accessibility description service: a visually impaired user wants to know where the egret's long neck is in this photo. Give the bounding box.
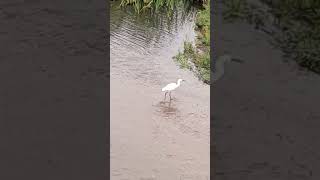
[177,80,181,86]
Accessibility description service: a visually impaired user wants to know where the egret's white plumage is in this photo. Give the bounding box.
[162,79,184,100]
[162,79,183,91]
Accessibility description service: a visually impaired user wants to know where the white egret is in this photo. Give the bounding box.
[162,78,185,100]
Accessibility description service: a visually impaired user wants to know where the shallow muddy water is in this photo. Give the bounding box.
[110,2,210,179]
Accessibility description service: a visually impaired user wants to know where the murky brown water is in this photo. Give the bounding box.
[110,2,210,179]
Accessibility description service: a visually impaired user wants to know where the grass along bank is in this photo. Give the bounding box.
[174,0,210,84]
[222,0,320,74]
[120,0,206,13]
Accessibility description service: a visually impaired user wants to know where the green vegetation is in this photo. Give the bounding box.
[223,0,250,21]
[120,0,178,13]
[174,42,195,69]
[264,0,320,73]
[195,0,210,84]
[223,0,320,73]
[174,41,210,83]
[174,0,210,84]
[119,0,202,13]
[195,0,210,46]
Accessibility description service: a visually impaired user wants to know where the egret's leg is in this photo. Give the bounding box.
[164,92,167,100]
[169,91,172,100]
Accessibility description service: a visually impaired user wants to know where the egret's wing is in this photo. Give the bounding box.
[162,83,176,91]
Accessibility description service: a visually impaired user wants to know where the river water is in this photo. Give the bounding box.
[110,2,210,179]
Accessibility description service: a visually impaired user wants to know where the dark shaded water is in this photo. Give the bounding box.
[110,2,210,179]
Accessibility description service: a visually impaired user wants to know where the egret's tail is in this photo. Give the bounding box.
[161,87,166,92]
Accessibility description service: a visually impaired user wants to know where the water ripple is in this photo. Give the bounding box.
[110,3,197,85]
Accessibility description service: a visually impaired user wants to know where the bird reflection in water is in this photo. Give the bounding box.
[156,100,179,117]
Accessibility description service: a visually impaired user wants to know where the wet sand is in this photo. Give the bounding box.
[213,1,320,179]
[111,78,209,179]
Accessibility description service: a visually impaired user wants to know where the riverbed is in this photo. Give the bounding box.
[110,2,210,180]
